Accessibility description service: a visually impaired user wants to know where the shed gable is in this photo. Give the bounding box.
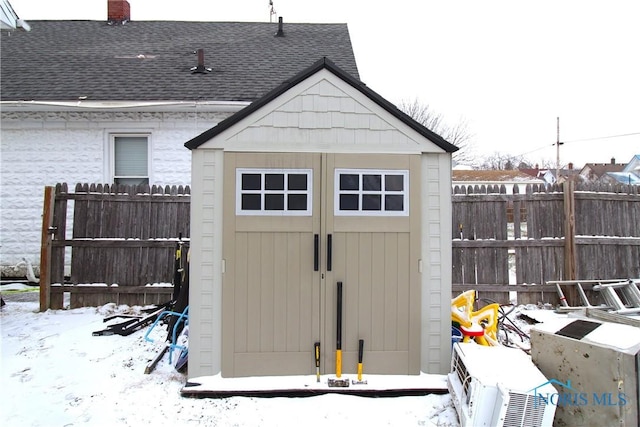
[195,69,448,154]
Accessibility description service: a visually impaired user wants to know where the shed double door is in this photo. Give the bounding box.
[222,152,421,377]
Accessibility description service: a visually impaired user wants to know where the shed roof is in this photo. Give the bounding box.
[0,20,359,102]
[185,57,459,153]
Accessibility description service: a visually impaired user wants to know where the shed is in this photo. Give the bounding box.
[185,58,458,379]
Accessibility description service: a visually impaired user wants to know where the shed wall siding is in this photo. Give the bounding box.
[188,148,224,378]
[198,71,447,155]
[421,153,453,374]
[0,111,230,274]
[228,78,414,151]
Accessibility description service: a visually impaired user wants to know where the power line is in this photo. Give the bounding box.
[562,132,640,144]
[514,143,556,158]
[513,131,640,159]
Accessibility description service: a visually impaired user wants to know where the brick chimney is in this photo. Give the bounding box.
[108,0,131,22]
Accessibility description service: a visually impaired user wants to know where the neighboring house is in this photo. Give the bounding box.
[184,58,458,380]
[0,0,359,277]
[593,155,640,186]
[578,158,626,184]
[0,0,29,31]
[519,166,557,185]
[453,170,544,194]
[520,163,581,185]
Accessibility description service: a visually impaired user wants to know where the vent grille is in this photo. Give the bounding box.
[451,349,472,404]
[504,392,548,427]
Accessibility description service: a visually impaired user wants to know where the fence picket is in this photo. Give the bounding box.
[452,181,640,305]
[46,183,191,309]
[45,181,638,309]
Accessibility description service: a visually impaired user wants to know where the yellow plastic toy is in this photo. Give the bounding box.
[451,289,476,328]
[451,290,500,346]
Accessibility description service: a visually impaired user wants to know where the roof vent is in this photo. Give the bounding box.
[191,49,212,74]
[107,0,130,23]
[275,16,284,37]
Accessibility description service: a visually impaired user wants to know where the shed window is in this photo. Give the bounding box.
[236,169,312,216]
[334,169,409,216]
[112,135,149,185]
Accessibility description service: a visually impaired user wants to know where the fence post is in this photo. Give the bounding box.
[563,181,577,280]
[39,186,55,312]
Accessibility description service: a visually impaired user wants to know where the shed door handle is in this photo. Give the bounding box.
[314,234,319,271]
[327,234,332,271]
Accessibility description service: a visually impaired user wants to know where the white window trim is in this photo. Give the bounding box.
[235,168,313,216]
[107,133,152,185]
[334,168,409,216]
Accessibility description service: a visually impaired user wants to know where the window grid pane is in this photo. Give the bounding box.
[362,174,381,191]
[385,175,404,191]
[265,174,284,190]
[265,194,285,210]
[288,194,307,210]
[288,174,307,190]
[242,174,261,190]
[362,194,381,210]
[237,169,312,216]
[335,169,408,216]
[340,174,359,191]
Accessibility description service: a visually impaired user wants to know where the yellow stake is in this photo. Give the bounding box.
[314,342,321,383]
[336,349,342,378]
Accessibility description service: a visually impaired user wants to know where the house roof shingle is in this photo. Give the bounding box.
[581,163,626,177]
[1,20,359,102]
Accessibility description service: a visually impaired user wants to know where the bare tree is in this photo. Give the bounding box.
[398,99,475,164]
[478,152,528,170]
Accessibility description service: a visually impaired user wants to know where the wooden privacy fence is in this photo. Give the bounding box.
[40,181,639,310]
[40,183,190,310]
[452,181,640,306]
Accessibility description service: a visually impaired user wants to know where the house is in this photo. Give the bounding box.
[184,57,458,380]
[578,158,626,184]
[453,170,544,194]
[581,156,640,185]
[0,0,359,278]
[0,0,30,31]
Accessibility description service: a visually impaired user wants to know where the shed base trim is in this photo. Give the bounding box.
[181,373,447,398]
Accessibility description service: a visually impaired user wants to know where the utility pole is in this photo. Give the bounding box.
[555,117,562,183]
[269,1,276,22]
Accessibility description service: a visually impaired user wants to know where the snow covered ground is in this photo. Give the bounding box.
[0,285,459,427]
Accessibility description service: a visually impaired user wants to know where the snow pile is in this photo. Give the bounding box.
[0,297,459,426]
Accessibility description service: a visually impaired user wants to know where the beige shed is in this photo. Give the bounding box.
[185,58,458,380]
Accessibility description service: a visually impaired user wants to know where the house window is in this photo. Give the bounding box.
[236,169,313,216]
[334,169,409,216]
[112,135,149,185]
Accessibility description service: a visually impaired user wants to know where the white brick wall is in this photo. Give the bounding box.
[0,110,231,277]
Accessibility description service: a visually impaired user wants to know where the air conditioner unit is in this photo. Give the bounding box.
[448,343,557,427]
[531,315,640,427]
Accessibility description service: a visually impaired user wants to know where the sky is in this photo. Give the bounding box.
[8,0,640,168]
